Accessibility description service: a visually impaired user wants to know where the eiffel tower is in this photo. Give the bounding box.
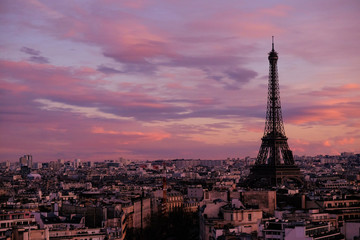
[248,37,302,187]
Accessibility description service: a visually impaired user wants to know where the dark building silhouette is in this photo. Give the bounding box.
[248,37,302,187]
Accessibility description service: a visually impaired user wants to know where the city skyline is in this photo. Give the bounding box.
[1,0,360,162]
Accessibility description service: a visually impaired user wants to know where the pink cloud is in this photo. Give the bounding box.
[289,108,345,125]
[258,5,292,17]
[336,137,355,146]
[187,6,287,39]
[92,126,171,141]
[28,0,64,18]
[242,122,264,133]
[284,83,360,127]
[323,140,332,147]
[0,60,100,88]
[122,0,148,9]
[305,83,360,98]
[0,81,29,93]
[343,83,360,90]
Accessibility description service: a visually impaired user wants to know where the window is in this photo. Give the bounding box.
[248,214,252,221]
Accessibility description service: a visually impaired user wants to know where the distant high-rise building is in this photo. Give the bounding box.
[74,158,81,168]
[19,156,27,166]
[19,155,32,168]
[33,162,42,169]
[248,38,302,187]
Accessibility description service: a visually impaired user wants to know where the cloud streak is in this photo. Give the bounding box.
[20,46,50,64]
[34,99,134,121]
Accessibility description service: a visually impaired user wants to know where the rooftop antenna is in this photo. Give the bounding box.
[272,36,274,51]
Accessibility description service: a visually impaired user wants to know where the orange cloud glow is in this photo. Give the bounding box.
[91,127,170,141]
[291,108,345,125]
[336,138,355,146]
[342,83,360,90]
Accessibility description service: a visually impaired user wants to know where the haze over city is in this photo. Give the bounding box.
[1,0,359,162]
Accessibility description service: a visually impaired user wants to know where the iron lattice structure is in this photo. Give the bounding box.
[256,39,294,166]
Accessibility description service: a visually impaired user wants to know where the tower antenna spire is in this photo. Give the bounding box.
[272,36,274,51]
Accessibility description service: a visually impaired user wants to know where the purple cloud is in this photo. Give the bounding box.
[20,47,41,56]
[29,56,50,64]
[97,65,124,74]
[224,67,258,83]
[20,47,50,64]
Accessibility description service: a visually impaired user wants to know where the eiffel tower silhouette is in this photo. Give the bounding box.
[248,37,303,187]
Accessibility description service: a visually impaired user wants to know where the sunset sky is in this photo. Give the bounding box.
[1,0,359,162]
